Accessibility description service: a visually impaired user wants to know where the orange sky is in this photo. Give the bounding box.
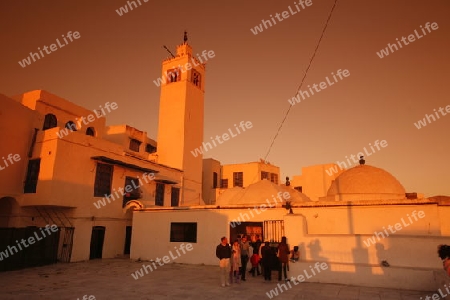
[0,0,449,197]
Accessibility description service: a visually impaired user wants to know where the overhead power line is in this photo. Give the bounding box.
[263,0,339,162]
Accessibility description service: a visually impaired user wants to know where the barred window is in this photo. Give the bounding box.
[233,172,243,187]
[270,173,278,184]
[94,163,113,197]
[221,179,228,189]
[261,171,270,180]
[171,187,180,207]
[155,183,165,206]
[170,222,197,243]
[129,139,141,152]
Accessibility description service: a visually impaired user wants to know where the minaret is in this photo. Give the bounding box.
[156,33,205,206]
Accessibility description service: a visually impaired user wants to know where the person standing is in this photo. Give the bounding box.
[261,241,274,281]
[438,244,450,277]
[251,235,262,276]
[231,240,242,283]
[216,237,231,287]
[277,236,290,281]
[240,236,250,281]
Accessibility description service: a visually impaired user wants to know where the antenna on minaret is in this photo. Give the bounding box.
[162,45,175,58]
[183,30,188,43]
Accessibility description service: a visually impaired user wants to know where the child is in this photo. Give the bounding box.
[290,246,300,263]
[250,252,260,276]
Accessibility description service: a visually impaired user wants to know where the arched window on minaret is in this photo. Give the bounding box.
[167,68,180,83]
[192,70,201,87]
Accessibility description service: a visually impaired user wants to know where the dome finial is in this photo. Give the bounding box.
[359,156,365,165]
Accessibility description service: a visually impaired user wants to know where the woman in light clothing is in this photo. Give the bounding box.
[231,240,242,283]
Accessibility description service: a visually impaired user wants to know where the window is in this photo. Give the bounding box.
[261,171,270,180]
[171,187,180,207]
[123,177,140,207]
[221,179,228,189]
[43,114,57,130]
[167,68,180,83]
[155,183,165,206]
[145,144,156,154]
[233,172,243,187]
[65,121,77,131]
[191,70,201,88]
[213,172,218,189]
[24,159,41,193]
[86,127,95,136]
[129,139,141,152]
[170,222,197,243]
[94,163,113,197]
[294,186,303,193]
[270,173,278,184]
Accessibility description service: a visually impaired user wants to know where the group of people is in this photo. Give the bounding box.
[215,235,300,287]
[217,238,450,288]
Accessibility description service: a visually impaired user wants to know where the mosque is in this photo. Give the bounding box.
[0,36,449,291]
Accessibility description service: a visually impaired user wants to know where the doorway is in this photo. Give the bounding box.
[124,226,132,255]
[89,226,105,259]
[229,221,263,244]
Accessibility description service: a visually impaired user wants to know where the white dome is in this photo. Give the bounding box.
[216,179,311,206]
[326,165,406,201]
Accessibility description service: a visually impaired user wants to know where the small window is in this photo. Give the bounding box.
[170,222,197,243]
[155,183,165,206]
[94,163,113,197]
[270,173,278,184]
[221,179,228,189]
[261,171,270,180]
[129,139,141,152]
[86,127,95,136]
[171,187,180,207]
[167,68,180,83]
[213,172,218,189]
[145,144,156,154]
[24,159,41,193]
[192,70,201,88]
[65,121,77,131]
[43,114,57,130]
[233,172,243,187]
[123,177,140,207]
[294,186,303,193]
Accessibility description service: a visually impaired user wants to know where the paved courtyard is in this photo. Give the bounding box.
[0,258,443,300]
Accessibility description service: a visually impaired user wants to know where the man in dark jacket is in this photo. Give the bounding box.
[216,237,231,287]
[261,241,275,281]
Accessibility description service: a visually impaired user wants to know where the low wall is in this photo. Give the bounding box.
[131,202,450,291]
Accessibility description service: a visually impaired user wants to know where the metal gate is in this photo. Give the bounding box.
[57,227,74,263]
[263,220,285,243]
